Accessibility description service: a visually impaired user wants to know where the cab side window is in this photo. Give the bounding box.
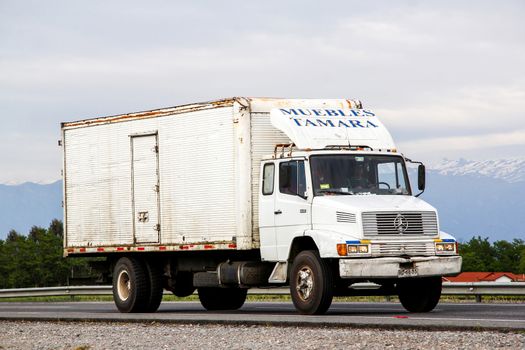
[262,163,275,195]
[279,160,306,197]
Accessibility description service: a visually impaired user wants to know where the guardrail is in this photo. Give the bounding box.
[1,282,524,302]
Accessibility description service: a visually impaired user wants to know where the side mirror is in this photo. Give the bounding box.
[418,164,426,191]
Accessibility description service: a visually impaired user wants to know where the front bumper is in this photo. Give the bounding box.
[339,255,462,279]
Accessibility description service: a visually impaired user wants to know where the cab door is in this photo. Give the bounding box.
[274,159,311,260]
[259,162,278,260]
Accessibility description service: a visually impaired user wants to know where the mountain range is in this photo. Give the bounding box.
[421,158,525,242]
[0,181,63,238]
[1,158,524,242]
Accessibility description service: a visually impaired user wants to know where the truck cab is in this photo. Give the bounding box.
[257,108,462,314]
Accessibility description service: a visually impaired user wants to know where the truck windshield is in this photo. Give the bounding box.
[310,154,411,196]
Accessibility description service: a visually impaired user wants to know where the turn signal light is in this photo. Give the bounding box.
[337,244,348,256]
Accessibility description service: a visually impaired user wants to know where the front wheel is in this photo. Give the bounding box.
[290,250,333,315]
[397,276,442,312]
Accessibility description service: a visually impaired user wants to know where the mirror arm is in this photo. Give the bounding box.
[405,158,425,197]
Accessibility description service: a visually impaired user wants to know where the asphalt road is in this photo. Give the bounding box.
[1,301,524,331]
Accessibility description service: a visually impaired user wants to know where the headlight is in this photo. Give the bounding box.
[358,245,369,253]
[435,240,457,254]
[337,241,370,256]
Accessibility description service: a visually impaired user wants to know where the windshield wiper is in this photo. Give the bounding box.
[317,189,354,195]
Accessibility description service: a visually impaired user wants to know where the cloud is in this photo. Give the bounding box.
[0,1,524,182]
[398,128,525,153]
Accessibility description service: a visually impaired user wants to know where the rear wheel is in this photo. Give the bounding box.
[198,287,247,311]
[290,250,333,315]
[143,260,164,312]
[397,276,442,312]
[112,257,149,313]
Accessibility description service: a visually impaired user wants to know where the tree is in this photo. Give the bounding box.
[0,239,7,288]
[519,247,525,274]
[6,229,21,243]
[460,236,525,274]
[0,220,92,288]
[493,239,524,273]
[460,236,496,272]
[48,219,64,239]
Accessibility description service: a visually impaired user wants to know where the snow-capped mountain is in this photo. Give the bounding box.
[428,158,525,183]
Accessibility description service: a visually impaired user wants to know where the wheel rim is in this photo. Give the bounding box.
[117,270,131,301]
[296,266,314,301]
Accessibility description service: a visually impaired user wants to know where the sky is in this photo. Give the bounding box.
[1,0,524,184]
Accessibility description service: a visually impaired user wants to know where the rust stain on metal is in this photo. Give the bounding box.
[346,99,362,109]
[62,98,238,129]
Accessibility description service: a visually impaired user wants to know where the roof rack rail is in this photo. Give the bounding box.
[274,143,295,158]
[323,145,374,151]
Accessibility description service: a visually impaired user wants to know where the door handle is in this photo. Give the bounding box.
[274,210,282,215]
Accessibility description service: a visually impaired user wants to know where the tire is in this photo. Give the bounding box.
[172,272,195,298]
[198,287,247,311]
[112,257,149,313]
[290,250,334,315]
[143,260,164,312]
[397,276,442,313]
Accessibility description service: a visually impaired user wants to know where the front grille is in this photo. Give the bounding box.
[370,241,435,256]
[336,211,356,224]
[362,211,438,236]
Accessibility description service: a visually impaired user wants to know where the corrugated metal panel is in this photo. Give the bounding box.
[249,112,291,245]
[64,122,135,246]
[64,106,239,247]
[158,107,238,244]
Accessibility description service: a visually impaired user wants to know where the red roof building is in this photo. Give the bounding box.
[444,272,525,282]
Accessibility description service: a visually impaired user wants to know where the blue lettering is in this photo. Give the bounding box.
[305,119,317,126]
[325,109,339,116]
[337,109,346,117]
[312,109,325,116]
[298,109,312,116]
[293,118,303,126]
[316,119,335,127]
[338,120,350,128]
[280,109,298,115]
[363,109,375,117]
[350,110,360,117]
[348,120,364,128]
[366,121,378,128]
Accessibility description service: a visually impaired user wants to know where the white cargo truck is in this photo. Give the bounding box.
[61,97,462,314]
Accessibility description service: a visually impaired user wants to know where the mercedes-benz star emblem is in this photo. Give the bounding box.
[393,213,409,233]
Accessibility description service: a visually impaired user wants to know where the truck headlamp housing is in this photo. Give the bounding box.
[338,241,371,256]
[435,240,457,254]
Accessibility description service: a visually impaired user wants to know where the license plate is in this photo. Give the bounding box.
[398,267,418,278]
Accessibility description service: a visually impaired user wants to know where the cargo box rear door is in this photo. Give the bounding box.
[131,133,160,243]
